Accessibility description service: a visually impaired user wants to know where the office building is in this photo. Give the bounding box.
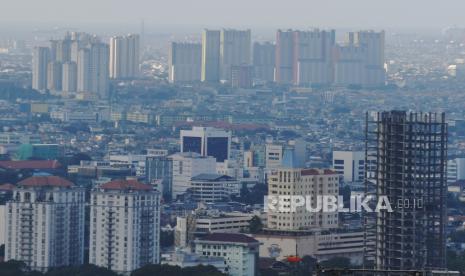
[170,152,217,198]
[146,155,173,200]
[220,29,252,81]
[109,34,140,79]
[333,150,366,183]
[168,42,202,83]
[62,61,77,93]
[89,179,160,274]
[32,47,50,91]
[194,233,260,276]
[4,176,85,271]
[252,42,275,82]
[201,29,221,82]
[267,168,340,231]
[265,143,283,169]
[180,126,231,162]
[190,174,239,203]
[365,111,447,270]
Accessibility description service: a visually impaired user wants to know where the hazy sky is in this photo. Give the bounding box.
[2,0,465,30]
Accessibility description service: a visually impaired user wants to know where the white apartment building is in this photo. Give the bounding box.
[447,157,465,184]
[89,179,160,274]
[170,152,216,198]
[220,29,252,81]
[190,174,239,203]
[168,42,202,83]
[109,34,140,79]
[32,47,50,91]
[267,168,340,231]
[175,210,262,248]
[194,233,260,276]
[4,176,85,271]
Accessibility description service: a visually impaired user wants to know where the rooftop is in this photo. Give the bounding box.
[0,183,15,191]
[17,176,73,188]
[301,168,338,176]
[100,179,153,191]
[191,174,235,182]
[0,160,61,170]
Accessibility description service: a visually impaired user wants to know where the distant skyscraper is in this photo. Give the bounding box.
[201,29,221,82]
[32,47,50,91]
[219,29,251,81]
[275,29,335,86]
[62,61,77,93]
[55,38,72,62]
[77,48,90,92]
[231,65,253,88]
[168,42,202,83]
[333,44,366,86]
[89,42,110,99]
[350,31,385,87]
[90,179,160,274]
[46,61,62,91]
[275,30,294,84]
[253,42,275,82]
[365,111,447,271]
[109,34,140,79]
[4,176,85,271]
[294,29,335,86]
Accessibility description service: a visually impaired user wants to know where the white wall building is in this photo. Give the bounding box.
[4,176,85,271]
[194,233,260,276]
[171,152,217,198]
[267,168,340,231]
[89,179,160,274]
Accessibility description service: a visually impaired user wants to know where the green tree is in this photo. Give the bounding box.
[248,215,264,234]
[131,264,226,276]
[319,257,351,269]
[45,264,118,276]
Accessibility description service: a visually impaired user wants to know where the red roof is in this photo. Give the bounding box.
[100,179,152,191]
[17,176,73,188]
[199,233,259,244]
[0,160,61,170]
[0,183,15,191]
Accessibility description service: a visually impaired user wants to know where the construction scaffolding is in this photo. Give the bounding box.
[364,111,447,271]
